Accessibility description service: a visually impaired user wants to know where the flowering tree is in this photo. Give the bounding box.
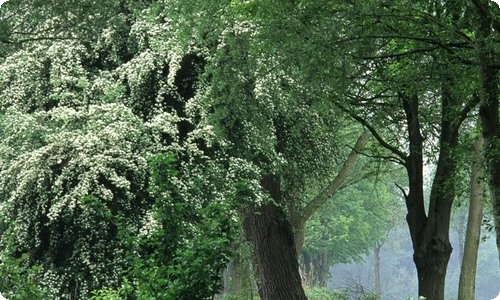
[0,1,236,298]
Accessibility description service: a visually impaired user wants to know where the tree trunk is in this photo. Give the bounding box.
[302,251,313,286]
[457,214,466,270]
[374,242,382,296]
[290,129,371,255]
[401,89,462,300]
[458,134,484,300]
[414,239,452,300]
[231,255,243,295]
[317,252,329,288]
[242,174,307,300]
[293,219,306,256]
[474,0,500,266]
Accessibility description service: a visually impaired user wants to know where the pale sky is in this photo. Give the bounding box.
[0,0,8,8]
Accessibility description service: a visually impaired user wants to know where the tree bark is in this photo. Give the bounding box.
[302,251,313,286]
[474,0,500,266]
[242,174,307,300]
[374,242,382,296]
[401,89,464,300]
[231,255,243,295]
[317,252,329,288]
[458,133,484,300]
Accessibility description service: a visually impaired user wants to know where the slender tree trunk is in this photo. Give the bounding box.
[242,174,307,300]
[457,215,466,270]
[473,0,500,265]
[458,134,484,300]
[231,255,243,295]
[374,242,382,296]
[293,219,306,256]
[302,251,313,286]
[317,252,329,288]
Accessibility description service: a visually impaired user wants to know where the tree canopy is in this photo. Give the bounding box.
[0,0,498,299]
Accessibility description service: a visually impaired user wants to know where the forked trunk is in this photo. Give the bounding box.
[400,88,463,300]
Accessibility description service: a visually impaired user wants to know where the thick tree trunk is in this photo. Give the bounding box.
[414,238,452,300]
[242,174,307,300]
[401,89,463,300]
[458,134,484,300]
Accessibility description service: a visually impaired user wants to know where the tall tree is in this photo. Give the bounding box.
[472,0,500,265]
[0,1,237,298]
[458,130,485,299]
[164,1,363,298]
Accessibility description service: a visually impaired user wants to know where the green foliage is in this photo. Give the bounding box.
[304,176,398,265]
[89,288,124,300]
[304,287,349,300]
[0,104,152,298]
[1,0,496,298]
[0,252,48,300]
[361,292,381,300]
[116,153,236,299]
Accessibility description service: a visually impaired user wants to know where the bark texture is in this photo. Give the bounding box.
[242,174,307,300]
[458,134,484,300]
[400,89,466,300]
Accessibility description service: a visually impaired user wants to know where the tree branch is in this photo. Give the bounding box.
[472,0,500,33]
[336,102,408,161]
[301,129,371,222]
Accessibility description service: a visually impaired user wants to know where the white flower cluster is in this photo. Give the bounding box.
[0,41,90,111]
[0,103,151,298]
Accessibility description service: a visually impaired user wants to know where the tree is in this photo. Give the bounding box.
[0,1,237,297]
[0,104,152,298]
[458,130,485,299]
[472,0,500,266]
[319,2,490,298]
[163,1,358,298]
[301,173,402,288]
